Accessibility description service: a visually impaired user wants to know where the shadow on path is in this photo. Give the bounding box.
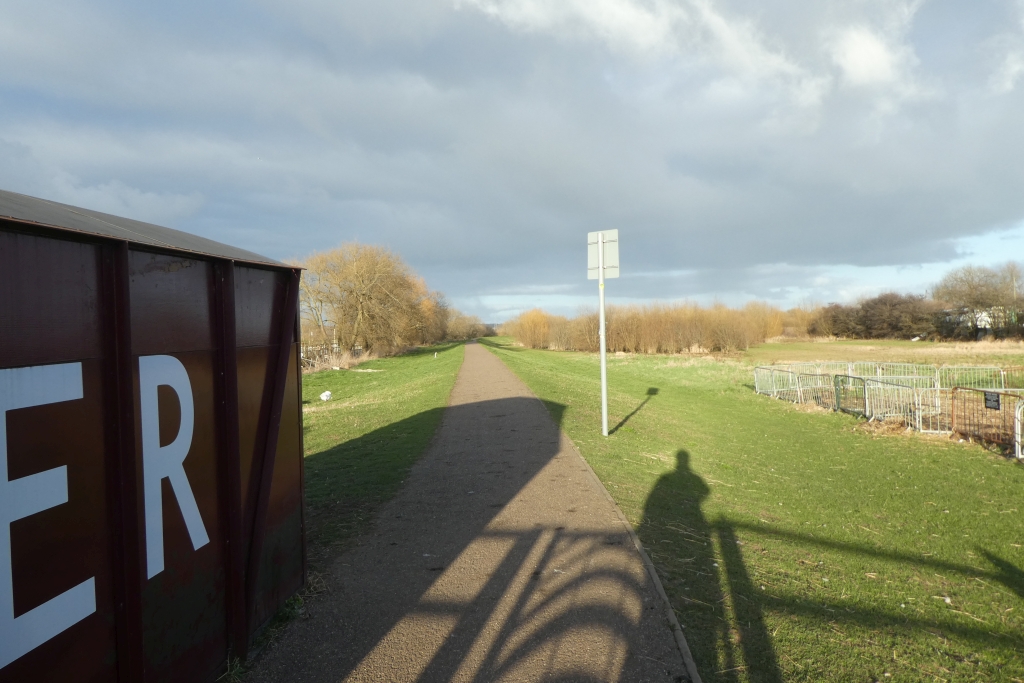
[254,391,685,682]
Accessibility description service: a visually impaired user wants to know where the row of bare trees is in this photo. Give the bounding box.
[500,261,1024,353]
[296,249,1019,356]
[296,243,488,353]
[501,302,786,353]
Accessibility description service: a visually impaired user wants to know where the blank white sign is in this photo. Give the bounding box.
[587,230,619,279]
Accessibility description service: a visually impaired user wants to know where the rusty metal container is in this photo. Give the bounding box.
[0,189,304,682]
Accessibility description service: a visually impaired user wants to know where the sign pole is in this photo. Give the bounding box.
[598,232,609,437]
[586,228,617,437]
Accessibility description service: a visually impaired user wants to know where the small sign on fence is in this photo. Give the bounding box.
[984,391,1001,410]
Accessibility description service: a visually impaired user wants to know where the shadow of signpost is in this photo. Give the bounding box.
[609,387,659,435]
[981,549,1024,600]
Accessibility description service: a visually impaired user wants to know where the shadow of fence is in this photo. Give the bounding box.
[638,449,1024,682]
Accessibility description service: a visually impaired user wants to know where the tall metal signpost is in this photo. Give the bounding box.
[587,230,619,436]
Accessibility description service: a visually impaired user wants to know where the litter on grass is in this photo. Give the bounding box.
[320,391,332,401]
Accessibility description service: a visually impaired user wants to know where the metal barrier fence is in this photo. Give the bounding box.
[797,373,837,410]
[754,367,798,397]
[1004,366,1024,389]
[300,343,337,368]
[865,379,919,423]
[917,388,952,433]
[938,366,1004,389]
[952,388,1024,447]
[1017,402,1024,459]
[780,361,939,378]
[761,362,1024,390]
[834,375,866,416]
[754,362,1024,457]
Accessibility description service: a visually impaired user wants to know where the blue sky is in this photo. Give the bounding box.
[2,0,1023,321]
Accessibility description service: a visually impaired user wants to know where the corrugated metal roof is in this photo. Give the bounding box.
[0,188,286,267]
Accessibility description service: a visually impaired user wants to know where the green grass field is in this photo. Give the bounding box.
[300,343,464,561]
[481,338,1024,683]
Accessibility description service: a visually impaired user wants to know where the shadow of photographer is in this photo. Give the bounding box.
[638,450,783,683]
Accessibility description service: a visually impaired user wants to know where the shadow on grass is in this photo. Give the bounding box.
[639,451,784,683]
[639,450,1024,682]
[980,549,1024,600]
[609,387,658,435]
[477,337,525,352]
[726,520,1024,599]
[303,407,448,554]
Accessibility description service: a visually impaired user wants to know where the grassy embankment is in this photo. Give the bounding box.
[301,342,464,562]
[482,337,1024,683]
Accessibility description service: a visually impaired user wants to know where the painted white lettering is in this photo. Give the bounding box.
[0,362,96,669]
[139,355,208,579]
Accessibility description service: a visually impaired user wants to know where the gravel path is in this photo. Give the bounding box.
[249,341,690,683]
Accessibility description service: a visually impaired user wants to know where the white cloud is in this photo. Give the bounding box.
[990,50,1024,93]
[0,135,204,224]
[51,178,205,225]
[987,1,1024,93]
[456,0,810,88]
[831,27,901,86]
[454,0,687,57]
[0,0,1022,321]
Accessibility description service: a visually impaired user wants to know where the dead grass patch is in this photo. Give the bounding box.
[302,349,378,373]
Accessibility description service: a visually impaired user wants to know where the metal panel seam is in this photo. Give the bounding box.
[213,261,247,660]
[243,269,299,642]
[108,241,145,683]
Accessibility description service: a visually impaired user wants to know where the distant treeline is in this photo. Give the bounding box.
[295,243,491,354]
[500,262,1024,352]
[500,302,791,353]
[814,263,1022,340]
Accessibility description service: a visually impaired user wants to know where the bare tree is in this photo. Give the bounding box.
[297,243,450,353]
[295,252,337,344]
[447,311,487,340]
[932,265,1002,337]
[993,261,1024,335]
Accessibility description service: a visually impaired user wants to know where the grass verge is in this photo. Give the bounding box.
[482,337,1024,683]
[244,343,465,669]
[302,342,465,562]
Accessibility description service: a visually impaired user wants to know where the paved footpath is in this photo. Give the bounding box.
[251,342,692,683]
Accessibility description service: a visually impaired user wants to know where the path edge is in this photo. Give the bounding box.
[479,341,702,682]
[553,407,704,683]
[544,417,696,683]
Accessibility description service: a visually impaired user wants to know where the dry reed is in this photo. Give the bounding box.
[500,302,786,353]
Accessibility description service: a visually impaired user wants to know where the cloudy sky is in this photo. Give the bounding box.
[2,0,1024,321]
